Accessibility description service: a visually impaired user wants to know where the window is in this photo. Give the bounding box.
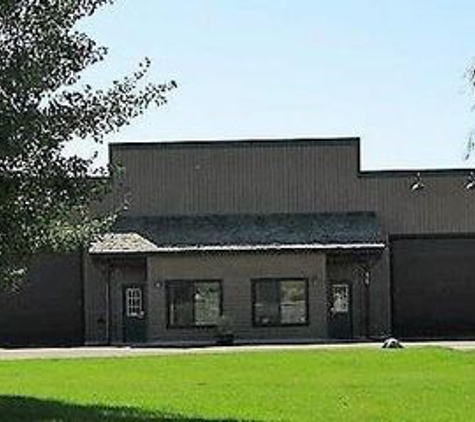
[125,287,144,317]
[253,279,308,326]
[167,281,222,328]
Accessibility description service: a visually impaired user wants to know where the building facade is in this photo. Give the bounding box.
[2,137,475,346]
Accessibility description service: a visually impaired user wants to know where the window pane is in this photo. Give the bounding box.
[125,288,143,317]
[280,280,307,324]
[254,280,280,325]
[194,282,221,326]
[168,282,193,327]
[332,284,349,313]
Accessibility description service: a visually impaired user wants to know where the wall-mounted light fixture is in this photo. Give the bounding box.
[154,281,163,289]
[122,189,132,211]
[364,270,370,286]
[464,172,475,190]
[410,172,425,192]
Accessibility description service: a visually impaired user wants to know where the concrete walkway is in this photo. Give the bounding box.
[0,341,474,361]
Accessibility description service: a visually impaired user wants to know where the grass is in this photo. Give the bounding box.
[0,348,474,421]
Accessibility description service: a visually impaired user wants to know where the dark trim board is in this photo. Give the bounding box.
[111,137,360,151]
[389,242,396,338]
[359,168,475,177]
[79,248,86,345]
[390,233,475,241]
[93,247,386,260]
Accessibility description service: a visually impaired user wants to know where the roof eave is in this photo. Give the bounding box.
[89,242,386,255]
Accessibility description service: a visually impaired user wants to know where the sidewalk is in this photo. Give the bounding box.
[0,341,474,361]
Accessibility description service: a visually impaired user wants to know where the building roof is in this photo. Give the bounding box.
[89,212,385,255]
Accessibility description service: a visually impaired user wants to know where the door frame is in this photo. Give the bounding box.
[327,281,353,339]
[122,283,147,343]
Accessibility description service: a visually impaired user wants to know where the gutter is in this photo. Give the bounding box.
[90,242,386,256]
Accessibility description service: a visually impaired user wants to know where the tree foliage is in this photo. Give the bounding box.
[0,0,176,285]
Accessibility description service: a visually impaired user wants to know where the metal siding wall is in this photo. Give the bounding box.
[112,142,475,236]
[0,253,84,346]
[83,255,108,345]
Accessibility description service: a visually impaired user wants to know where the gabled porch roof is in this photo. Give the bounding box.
[89,212,385,255]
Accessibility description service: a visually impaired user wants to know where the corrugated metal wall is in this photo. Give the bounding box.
[0,253,84,346]
[111,139,475,236]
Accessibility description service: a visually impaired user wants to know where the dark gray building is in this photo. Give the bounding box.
[2,137,475,345]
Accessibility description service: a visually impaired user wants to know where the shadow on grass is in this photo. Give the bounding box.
[0,395,254,422]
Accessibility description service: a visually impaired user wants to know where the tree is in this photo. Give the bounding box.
[0,0,177,286]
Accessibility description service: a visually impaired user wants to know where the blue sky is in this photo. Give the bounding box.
[69,0,475,170]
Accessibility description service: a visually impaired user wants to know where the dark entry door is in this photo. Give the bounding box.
[123,285,146,343]
[328,283,352,339]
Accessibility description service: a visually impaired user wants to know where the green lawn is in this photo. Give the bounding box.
[0,348,474,421]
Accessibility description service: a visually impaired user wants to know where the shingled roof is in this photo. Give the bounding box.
[89,212,385,254]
